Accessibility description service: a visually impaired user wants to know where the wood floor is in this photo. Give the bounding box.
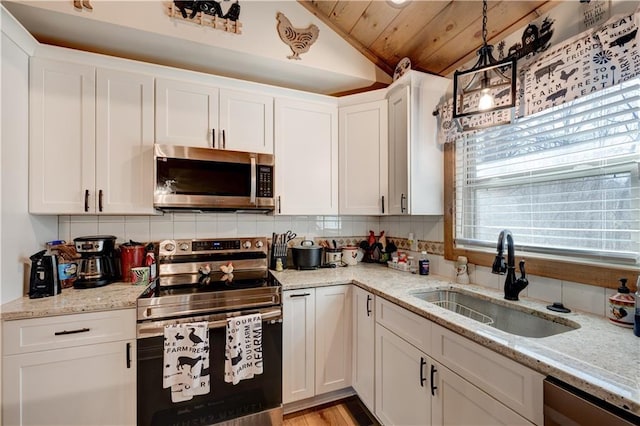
[284,397,379,426]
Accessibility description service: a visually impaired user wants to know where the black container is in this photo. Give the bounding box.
[291,240,323,270]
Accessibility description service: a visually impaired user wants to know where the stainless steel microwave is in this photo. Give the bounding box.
[154,144,275,212]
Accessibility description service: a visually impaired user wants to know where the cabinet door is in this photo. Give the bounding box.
[352,286,375,413]
[339,100,388,215]
[315,285,352,395]
[282,289,316,404]
[274,98,338,215]
[387,86,410,215]
[219,89,273,154]
[431,362,533,425]
[96,68,155,214]
[2,340,136,426]
[375,324,430,425]
[155,78,219,148]
[29,57,96,214]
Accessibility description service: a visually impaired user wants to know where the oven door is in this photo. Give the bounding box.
[137,307,282,426]
[154,144,274,211]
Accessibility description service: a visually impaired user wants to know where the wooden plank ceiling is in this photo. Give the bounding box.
[299,1,559,78]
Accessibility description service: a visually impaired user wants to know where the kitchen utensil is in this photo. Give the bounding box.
[342,246,359,266]
[291,240,323,270]
[74,235,118,288]
[28,249,61,298]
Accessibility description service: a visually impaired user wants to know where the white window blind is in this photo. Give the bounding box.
[455,76,640,265]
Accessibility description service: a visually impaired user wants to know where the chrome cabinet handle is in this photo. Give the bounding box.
[401,193,406,213]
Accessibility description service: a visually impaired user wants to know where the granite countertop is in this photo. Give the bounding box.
[271,264,640,419]
[0,282,149,321]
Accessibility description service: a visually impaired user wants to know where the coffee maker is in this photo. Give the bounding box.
[73,235,118,288]
[28,250,61,298]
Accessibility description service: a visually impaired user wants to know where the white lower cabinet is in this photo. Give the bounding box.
[373,298,540,426]
[282,285,352,404]
[2,310,136,426]
[351,286,375,413]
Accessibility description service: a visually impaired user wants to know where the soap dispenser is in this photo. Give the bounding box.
[607,278,635,328]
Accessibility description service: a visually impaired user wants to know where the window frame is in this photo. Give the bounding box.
[443,142,640,291]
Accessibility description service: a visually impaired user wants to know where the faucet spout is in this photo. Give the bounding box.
[491,230,528,300]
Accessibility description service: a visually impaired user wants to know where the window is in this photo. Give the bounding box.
[455,77,640,266]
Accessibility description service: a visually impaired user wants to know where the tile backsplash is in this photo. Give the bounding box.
[57,213,611,318]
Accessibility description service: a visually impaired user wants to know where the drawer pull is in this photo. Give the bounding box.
[420,357,427,387]
[430,364,438,396]
[126,342,132,369]
[289,293,311,298]
[366,295,372,317]
[54,327,91,336]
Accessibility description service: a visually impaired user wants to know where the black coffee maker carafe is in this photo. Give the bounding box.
[29,250,61,298]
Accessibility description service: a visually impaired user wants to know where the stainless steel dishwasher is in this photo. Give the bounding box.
[544,377,639,426]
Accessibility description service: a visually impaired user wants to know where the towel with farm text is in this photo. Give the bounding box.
[224,313,263,385]
[163,322,210,403]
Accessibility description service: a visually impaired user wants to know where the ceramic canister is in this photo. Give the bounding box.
[607,278,635,328]
[341,246,359,266]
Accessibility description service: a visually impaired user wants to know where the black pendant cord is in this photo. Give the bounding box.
[482,0,488,48]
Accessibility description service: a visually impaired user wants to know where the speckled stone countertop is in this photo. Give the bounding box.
[271,264,640,419]
[0,282,149,321]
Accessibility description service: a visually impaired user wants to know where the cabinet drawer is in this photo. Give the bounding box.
[375,298,431,353]
[3,309,136,355]
[431,323,543,425]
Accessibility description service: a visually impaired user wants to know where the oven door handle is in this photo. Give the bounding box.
[136,308,282,339]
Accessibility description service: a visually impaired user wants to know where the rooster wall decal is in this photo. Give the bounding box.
[276,12,319,60]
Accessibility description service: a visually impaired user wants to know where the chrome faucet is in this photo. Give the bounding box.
[491,230,528,301]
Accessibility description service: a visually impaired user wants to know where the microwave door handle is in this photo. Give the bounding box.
[250,157,257,205]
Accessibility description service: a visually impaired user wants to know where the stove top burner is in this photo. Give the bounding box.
[137,237,279,322]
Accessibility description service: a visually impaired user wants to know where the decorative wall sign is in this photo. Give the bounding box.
[524,10,639,115]
[276,12,319,60]
[168,1,242,34]
[497,18,555,62]
[581,0,610,30]
[393,57,411,81]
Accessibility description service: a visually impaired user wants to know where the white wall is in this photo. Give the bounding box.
[1,9,57,304]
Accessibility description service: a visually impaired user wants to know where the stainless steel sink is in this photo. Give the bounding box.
[412,289,580,338]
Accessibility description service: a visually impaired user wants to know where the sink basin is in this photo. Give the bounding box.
[412,289,580,338]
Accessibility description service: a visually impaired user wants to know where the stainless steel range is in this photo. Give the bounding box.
[136,237,282,426]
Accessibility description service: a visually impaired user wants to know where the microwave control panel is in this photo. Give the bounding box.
[257,165,273,198]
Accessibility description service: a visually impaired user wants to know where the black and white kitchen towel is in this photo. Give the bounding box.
[224,313,263,385]
[163,322,210,403]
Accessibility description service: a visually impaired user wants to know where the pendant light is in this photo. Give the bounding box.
[452,0,517,119]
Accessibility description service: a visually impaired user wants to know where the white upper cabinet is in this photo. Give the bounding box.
[339,98,388,215]
[387,71,449,215]
[96,68,154,214]
[155,78,219,148]
[274,98,338,215]
[219,89,273,154]
[155,78,273,154]
[29,57,155,215]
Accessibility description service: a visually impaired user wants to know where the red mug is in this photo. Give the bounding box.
[120,245,145,282]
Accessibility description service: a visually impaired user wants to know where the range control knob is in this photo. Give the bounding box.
[243,241,252,249]
[179,243,189,251]
[255,240,264,248]
[164,243,175,252]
